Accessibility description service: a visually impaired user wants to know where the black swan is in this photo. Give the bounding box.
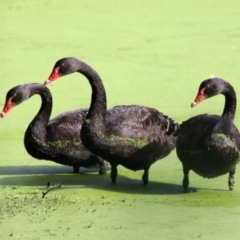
[1,83,108,174]
[176,78,240,192]
[45,57,179,184]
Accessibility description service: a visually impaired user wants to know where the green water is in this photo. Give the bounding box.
[1,0,240,239]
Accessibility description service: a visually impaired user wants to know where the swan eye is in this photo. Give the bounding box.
[12,93,22,104]
[60,63,67,72]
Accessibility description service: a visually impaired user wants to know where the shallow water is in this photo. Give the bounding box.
[1,0,240,239]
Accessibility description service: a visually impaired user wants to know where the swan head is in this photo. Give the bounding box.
[45,57,80,85]
[191,78,227,108]
[1,84,37,118]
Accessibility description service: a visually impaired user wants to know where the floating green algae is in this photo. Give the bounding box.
[1,0,240,240]
[107,135,148,149]
[33,136,81,149]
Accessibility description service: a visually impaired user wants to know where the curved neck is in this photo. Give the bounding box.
[214,83,236,135]
[222,83,236,120]
[27,84,52,140]
[76,60,107,120]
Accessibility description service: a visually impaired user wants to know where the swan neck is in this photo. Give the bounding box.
[27,84,52,138]
[76,61,107,120]
[222,84,236,120]
[213,83,236,135]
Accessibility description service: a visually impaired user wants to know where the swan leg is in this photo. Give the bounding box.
[142,166,150,185]
[98,158,107,175]
[228,168,236,191]
[182,165,190,192]
[73,165,80,173]
[110,164,118,183]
